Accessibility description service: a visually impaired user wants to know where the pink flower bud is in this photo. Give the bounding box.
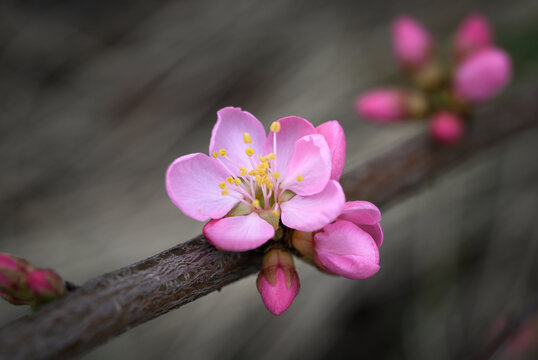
[356,89,427,123]
[356,89,408,122]
[453,47,512,103]
[429,112,465,145]
[453,13,493,60]
[0,253,35,305]
[256,249,300,315]
[314,220,380,280]
[392,15,433,68]
[27,269,66,302]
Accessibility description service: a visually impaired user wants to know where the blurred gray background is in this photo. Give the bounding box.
[1,0,537,359]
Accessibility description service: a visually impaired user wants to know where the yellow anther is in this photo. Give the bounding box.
[226,176,234,184]
[219,182,226,189]
[212,152,218,159]
[273,172,280,179]
[239,167,247,176]
[234,178,241,185]
[243,132,252,144]
[296,174,304,182]
[272,210,279,216]
[270,122,281,133]
[259,155,266,162]
[221,189,229,195]
[245,147,255,157]
[266,153,276,160]
[218,148,227,157]
[261,162,269,169]
[251,199,260,208]
[267,183,274,190]
[248,170,256,176]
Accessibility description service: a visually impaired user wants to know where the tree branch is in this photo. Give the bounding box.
[0,81,536,359]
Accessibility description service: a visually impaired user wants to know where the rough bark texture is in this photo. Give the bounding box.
[0,81,536,359]
[0,237,262,359]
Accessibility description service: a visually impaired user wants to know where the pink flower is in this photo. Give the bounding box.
[453,47,512,103]
[392,15,432,68]
[355,89,408,122]
[453,13,493,60]
[256,249,299,315]
[166,107,346,251]
[429,112,464,145]
[293,201,383,280]
[27,269,66,301]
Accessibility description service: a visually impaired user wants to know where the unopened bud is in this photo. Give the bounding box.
[0,253,35,305]
[356,89,427,122]
[314,220,380,280]
[392,15,433,69]
[27,269,66,304]
[256,249,300,315]
[453,13,493,60]
[453,47,512,103]
[429,112,465,145]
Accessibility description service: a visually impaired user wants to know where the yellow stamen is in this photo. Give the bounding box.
[243,132,252,144]
[240,167,247,176]
[226,176,234,184]
[234,178,241,185]
[273,172,280,179]
[245,147,255,157]
[267,183,274,190]
[251,199,260,208]
[272,210,279,216]
[296,174,303,182]
[218,148,227,157]
[259,155,266,162]
[212,152,218,159]
[270,122,281,133]
[221,189,229,195]
[219,182,226,189]
[266,153,276,160]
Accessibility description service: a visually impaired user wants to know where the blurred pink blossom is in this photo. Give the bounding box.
[453,47,512,102]
[355,89,408,122]
[392,15,432,68]
[429,112,464,145]
[453,13,493,60]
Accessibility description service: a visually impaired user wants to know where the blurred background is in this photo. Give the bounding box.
[1,0,537,359]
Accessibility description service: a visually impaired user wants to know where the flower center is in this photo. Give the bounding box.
[212,121,302,215]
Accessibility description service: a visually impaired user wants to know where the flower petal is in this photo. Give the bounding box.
[264,116,316,175]
[203,212,275,251]
[281,134,332,196]
[166,153,238,221]
[280,180,345,232]
[314,220,380,280]
[317,121,346,180]
[358,223,384,248]
[209,107,266,173]
[338,201,381,225]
